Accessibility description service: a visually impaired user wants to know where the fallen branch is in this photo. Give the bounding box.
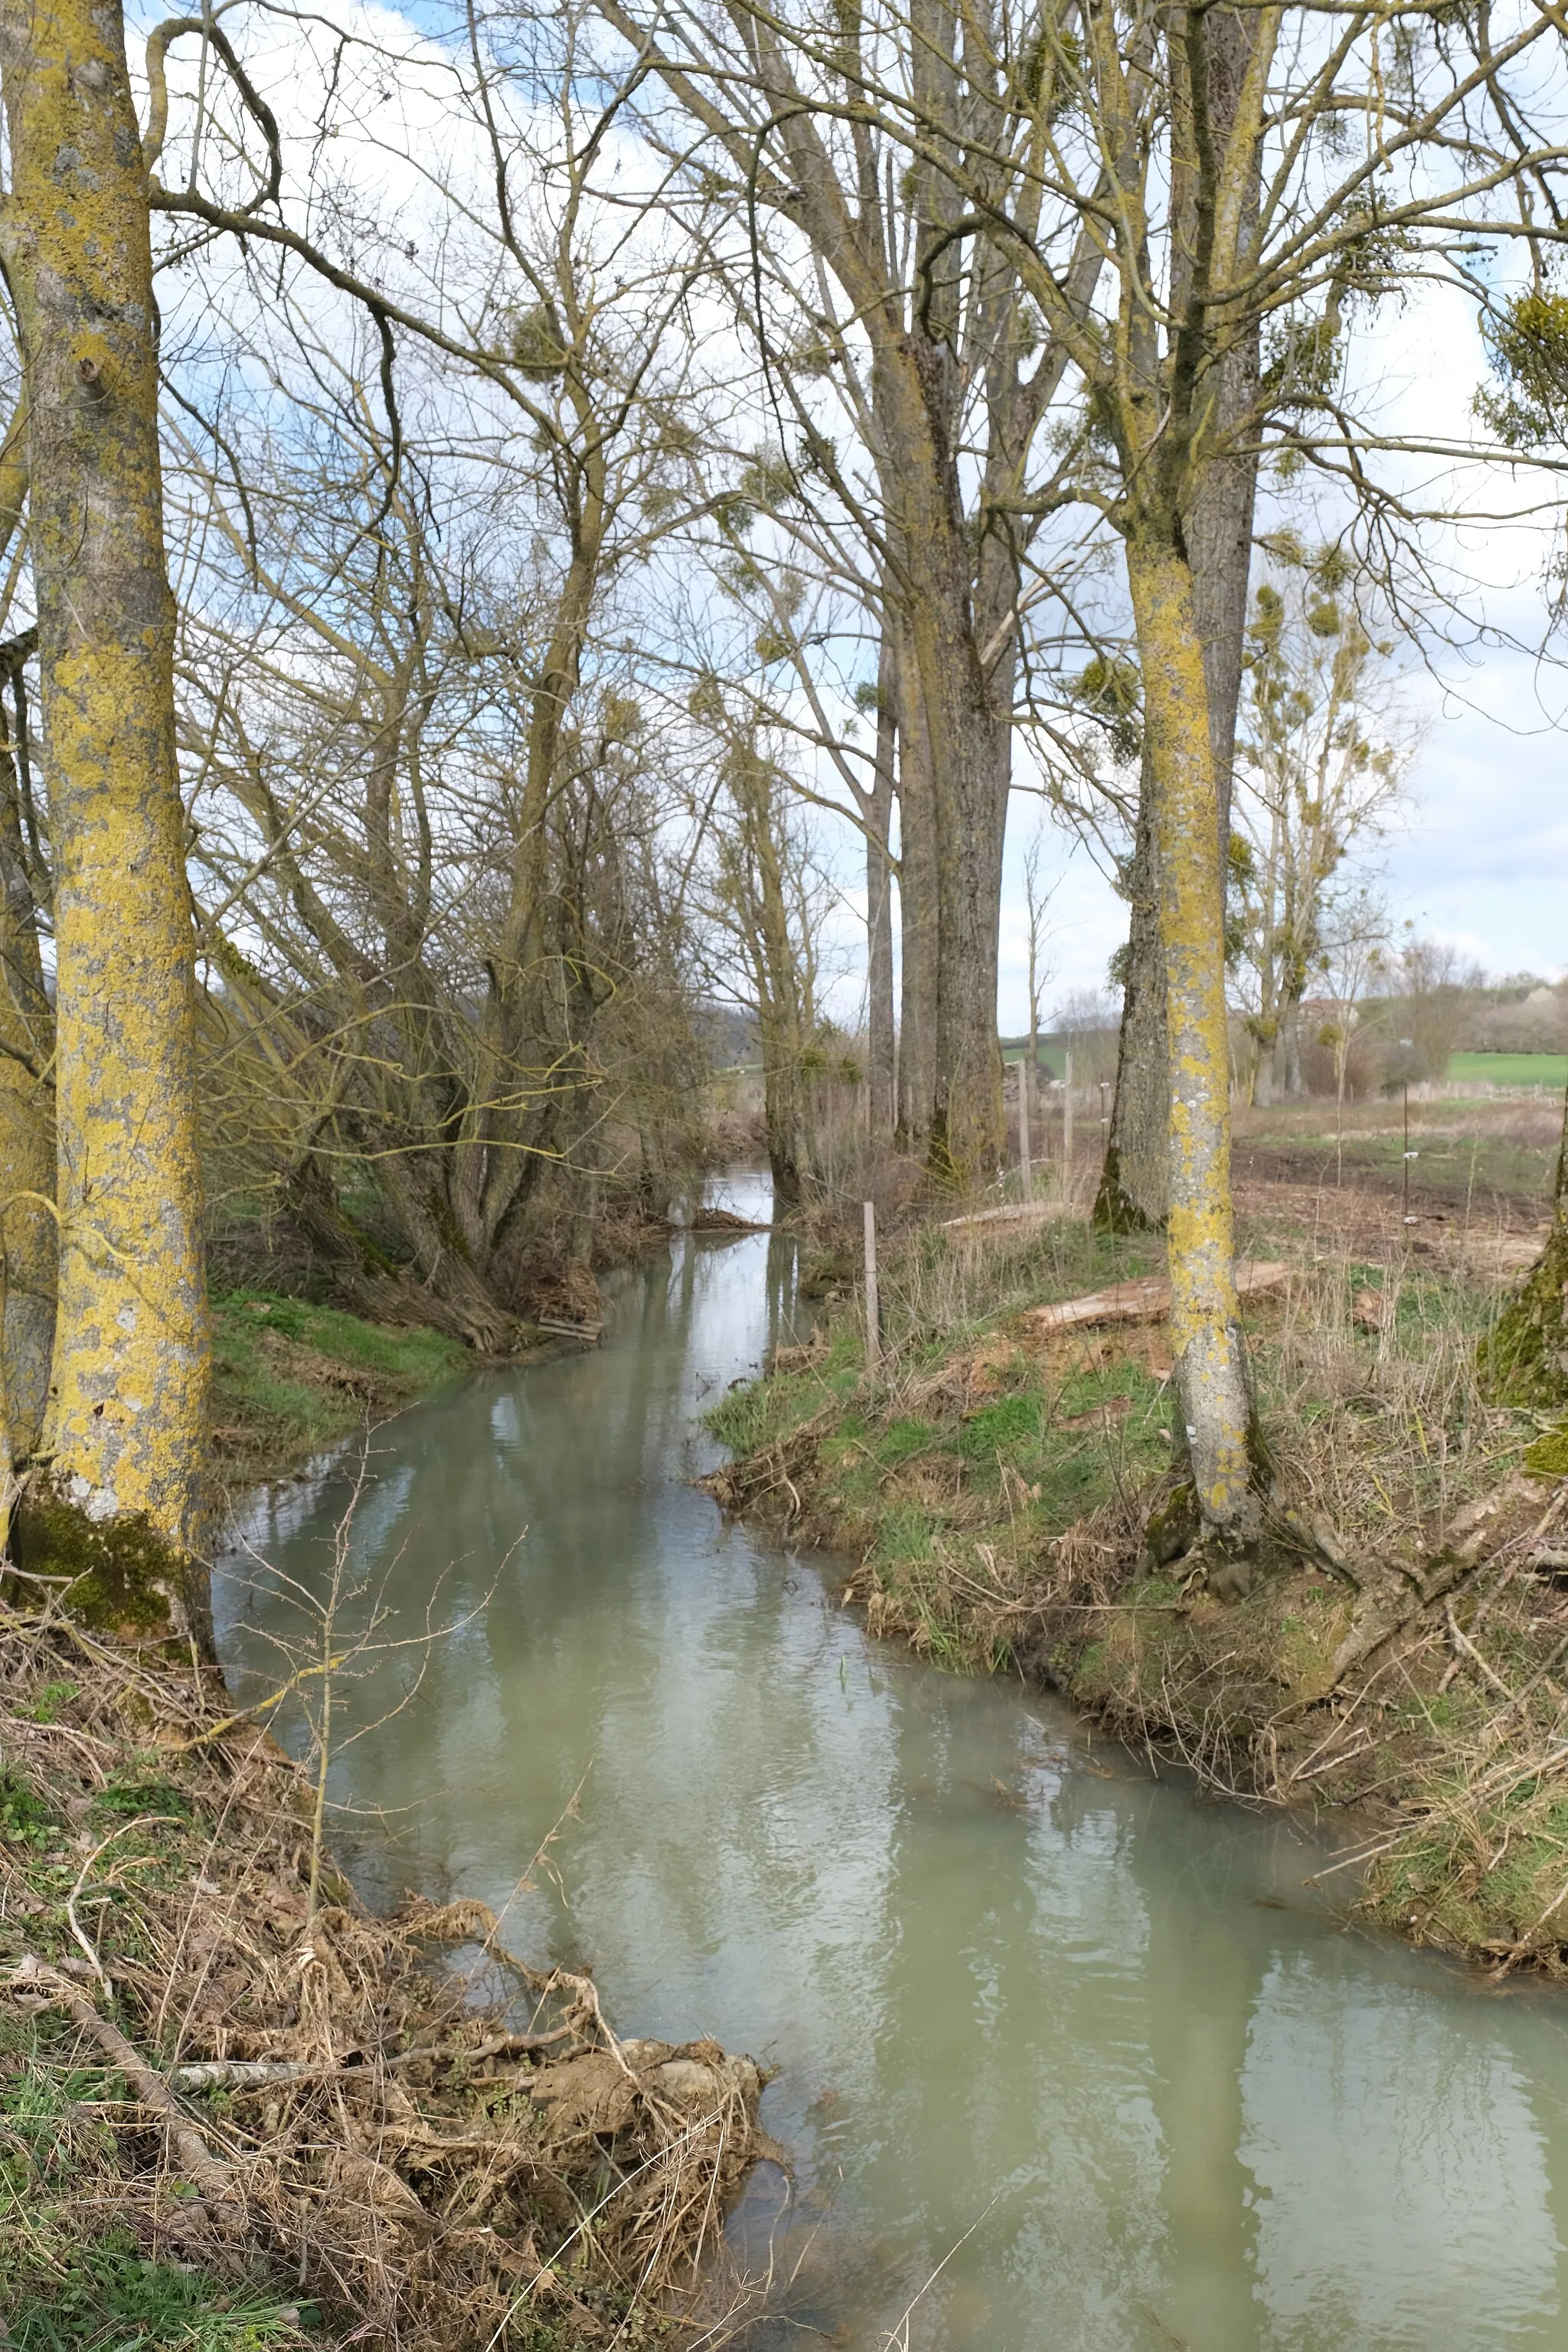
[1020,1261,1289,1335]
[939,1200,1067,1233]
[1443,1603,1515,1703]
[390,2024,576,2069]
[10,1955,236,2201]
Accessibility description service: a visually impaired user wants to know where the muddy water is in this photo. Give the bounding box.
[219,1174,1568,2350]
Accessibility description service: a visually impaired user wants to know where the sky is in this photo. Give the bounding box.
[985,272,1568,1032]
[991,648,1568,1036]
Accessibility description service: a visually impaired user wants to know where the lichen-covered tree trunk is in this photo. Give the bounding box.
[1096,751,1169,1230]
[1098,376,1258,1234]
[0,439,56,1480]
[1127,534,1258,1550]
[0,672,56,1471]
[1480,1082,1568,1412]
[0,0,211,1636]
[1097,3,1263,1235]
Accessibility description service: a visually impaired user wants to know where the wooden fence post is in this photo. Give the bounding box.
[863,1198,880,1372]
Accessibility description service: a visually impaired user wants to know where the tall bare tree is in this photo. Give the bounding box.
[591,0,1106,1185]
[874,0,1568,1553]
[1230,554,1406,1103]
[0,0,209,1632]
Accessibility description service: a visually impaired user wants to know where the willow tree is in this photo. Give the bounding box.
[145,0,729,1308]
[0,0,209,1629]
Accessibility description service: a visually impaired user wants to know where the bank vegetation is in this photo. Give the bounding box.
[710,1138,1568,1972]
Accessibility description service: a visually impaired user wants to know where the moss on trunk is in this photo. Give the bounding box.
[8,1488,208,1650]
[1479,1084,1568,1406]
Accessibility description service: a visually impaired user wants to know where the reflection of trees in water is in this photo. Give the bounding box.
[1240,1951,1566,2347]
[763,1225,801,1364]
[830,1701,1171,2352]
[219,1218,1568,2352]
[1116,1798,1261,2350]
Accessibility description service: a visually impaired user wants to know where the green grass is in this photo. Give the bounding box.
[0,2015,311,2351]
[999,1039,1067,1077]
[2,2239,310,2350]
[1447,1052,1568,1090]
[211,1291,467,1478]
[709,1217,1177,1671]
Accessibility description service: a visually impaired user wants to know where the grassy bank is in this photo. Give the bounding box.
[708,1200,1568,1971]
[209,1292,473,1490]
[0,1598,762,2345]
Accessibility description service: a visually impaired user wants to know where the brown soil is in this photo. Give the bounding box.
[1235,1171,1548,1272]
[1234,1142,1547,1230]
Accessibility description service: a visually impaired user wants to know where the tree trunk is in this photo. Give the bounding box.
[0,457,54,1476]
[1282,998,1305,1097]
[1127,534,1258,1555]
[927,668,1008,1191]
[1098,4,1263,1232]
[1098,386,1256,1234]
[1478,1081,1568,1409]
[894,634,937,1158]
[866,633,897,1146]
[285,1157,527,1354]
[877,338,1006,1190]
[2,0,211,1641]
[0,676,55,1469]
[1096,753,1169,1230]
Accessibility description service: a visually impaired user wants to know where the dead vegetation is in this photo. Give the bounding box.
[708,1189,1568,1971]
[0,1592,763,2345]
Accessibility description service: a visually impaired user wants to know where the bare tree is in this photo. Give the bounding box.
[1230,553,1408,1102]
[589,0,1108,1185]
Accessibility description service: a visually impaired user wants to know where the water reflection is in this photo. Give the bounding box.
[218,1173,1568,2348]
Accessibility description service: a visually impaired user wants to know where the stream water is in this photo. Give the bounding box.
[219,1174,1568,2350]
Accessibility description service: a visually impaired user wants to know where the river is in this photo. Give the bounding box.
[218,1173,1568,2350]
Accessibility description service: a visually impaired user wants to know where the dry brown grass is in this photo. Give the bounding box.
[0,1592,763,2345]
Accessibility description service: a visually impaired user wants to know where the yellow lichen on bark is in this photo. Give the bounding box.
[0,0,210,1622]
[0,415,57,1482]
[1126,533,1257,1540]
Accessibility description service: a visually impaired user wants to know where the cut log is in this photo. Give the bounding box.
[1021,1260,1289,1336]
[940,1200,1076,1233]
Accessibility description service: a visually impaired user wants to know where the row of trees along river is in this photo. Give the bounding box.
[2,0,1568,1642]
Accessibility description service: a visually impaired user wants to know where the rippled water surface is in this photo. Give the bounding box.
[220,1175,1568,2350]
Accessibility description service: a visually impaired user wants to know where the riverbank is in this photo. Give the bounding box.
[707,1202,1568,1971]
[2,1245,767,2345]
[210,1290,473,1489]
[207,1190,702,1491]
[0,1588,763,2344]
